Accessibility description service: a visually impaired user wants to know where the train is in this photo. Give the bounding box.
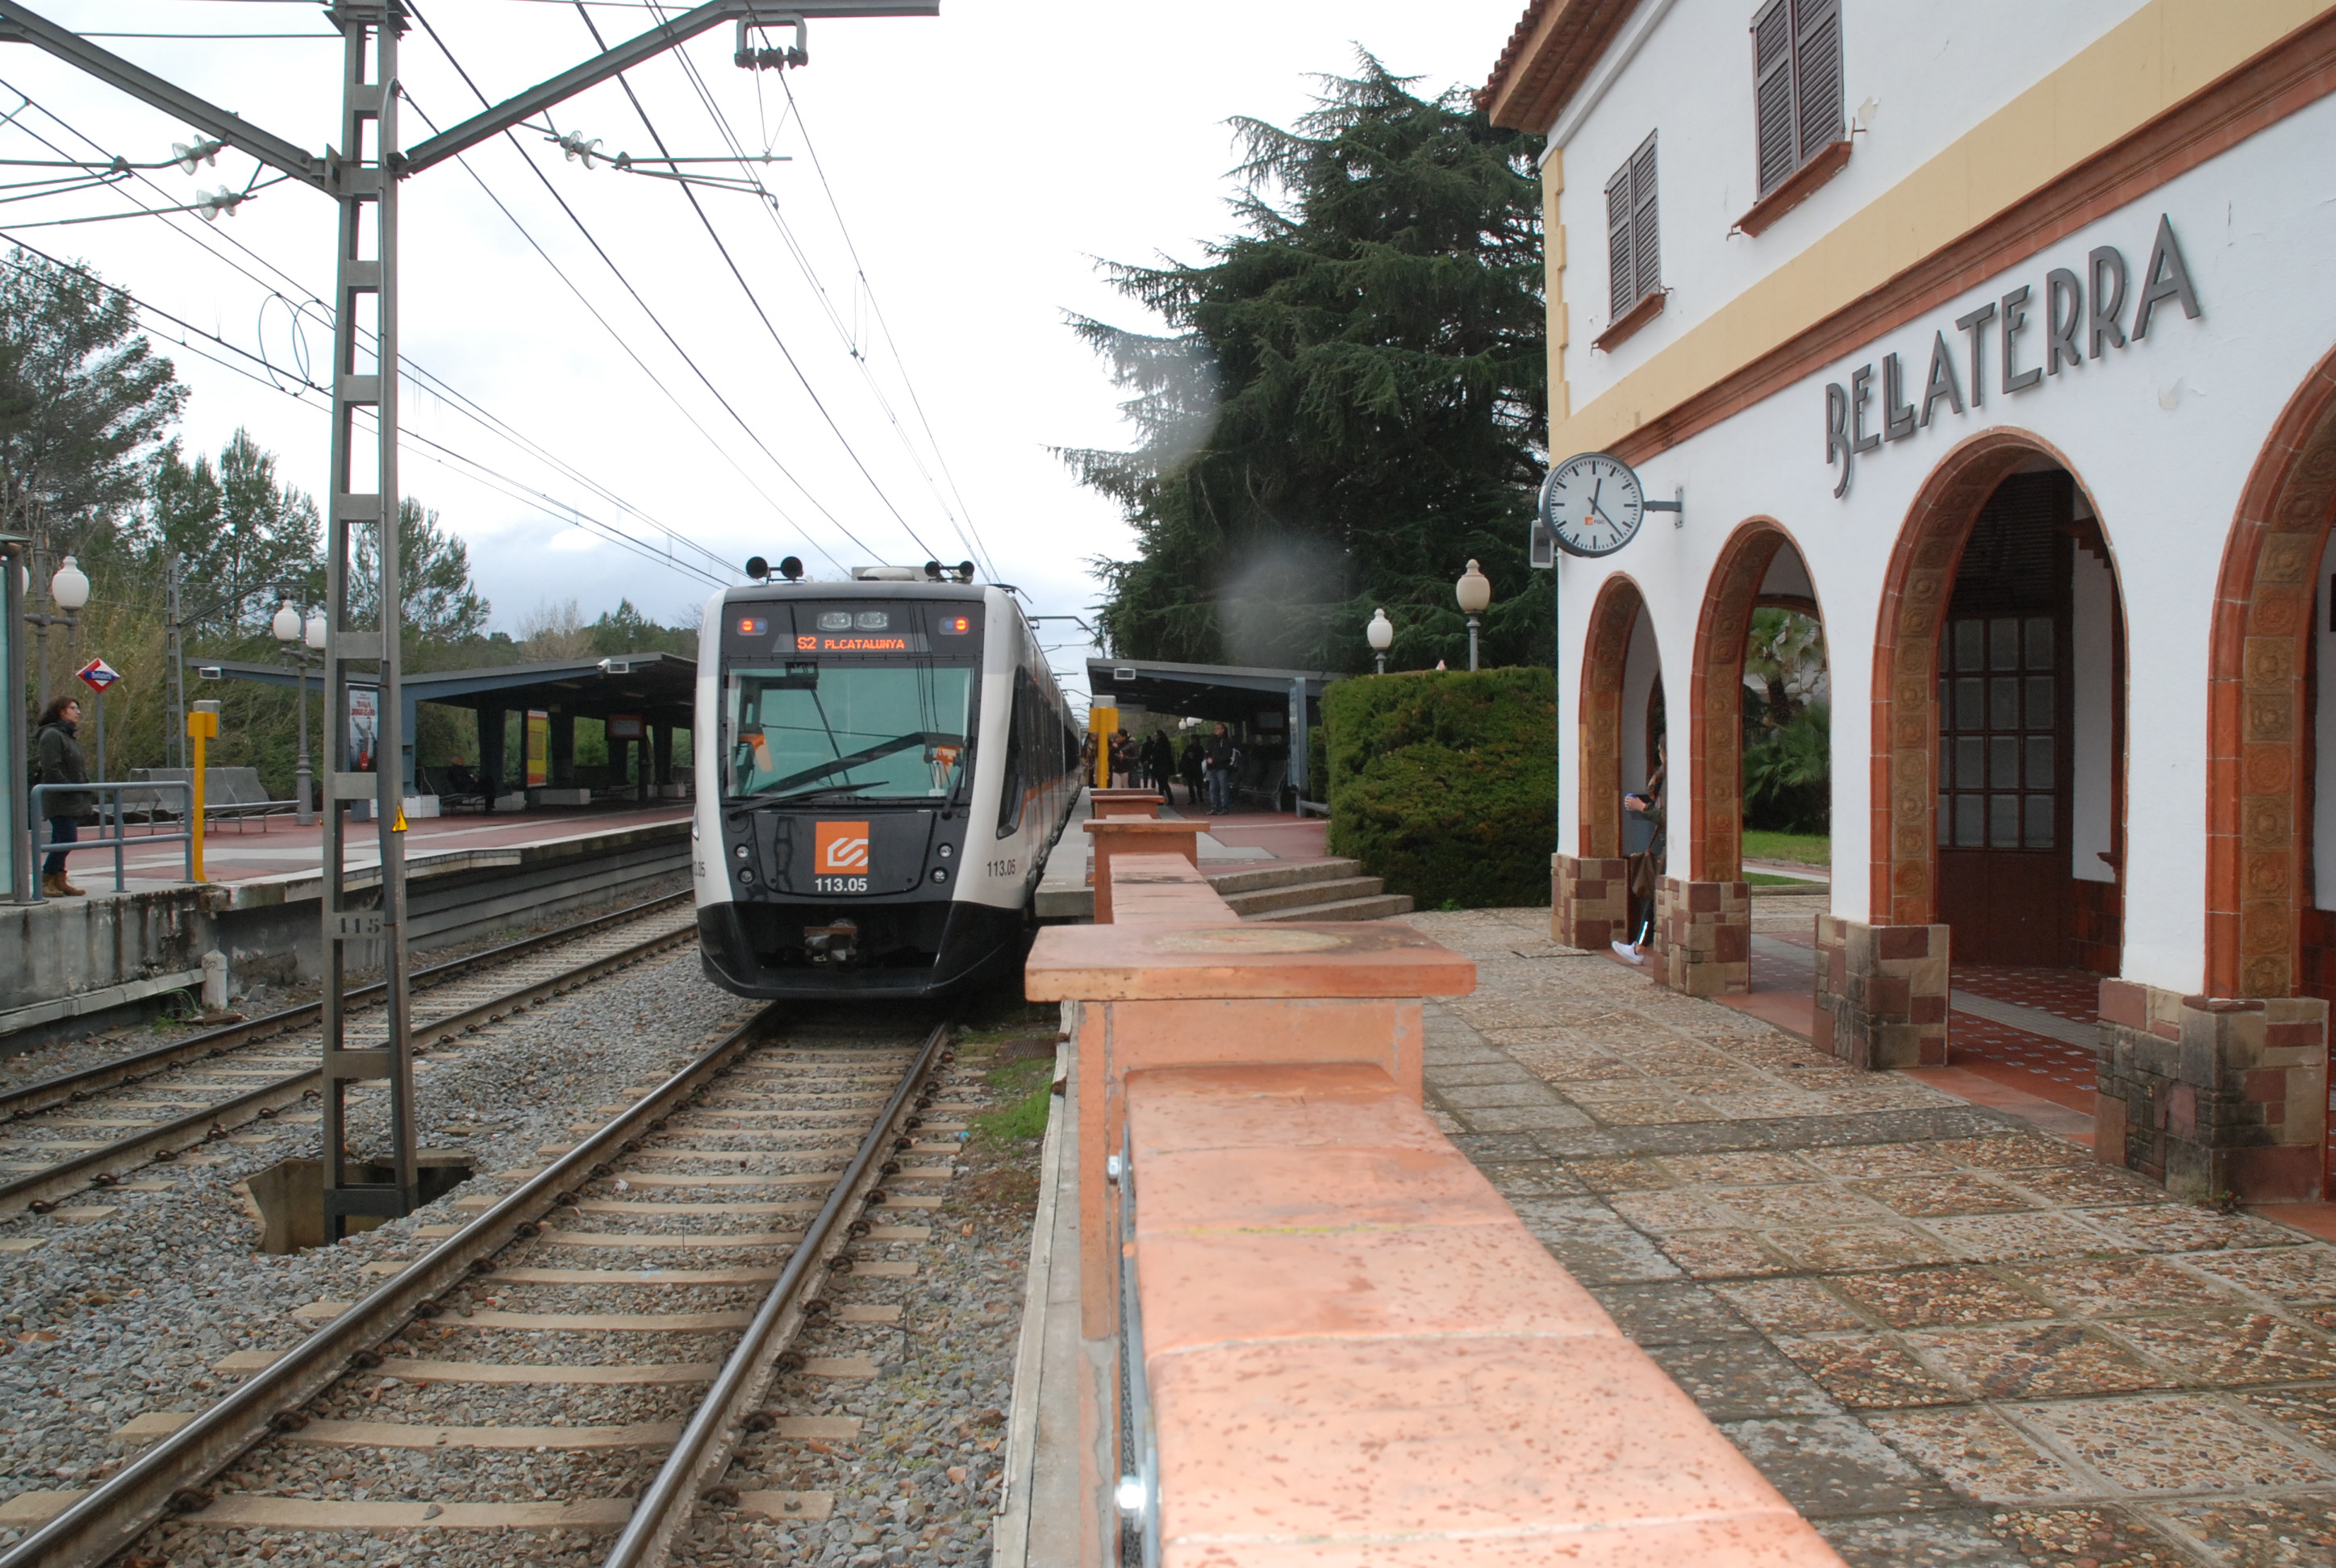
[692,560,1084,999]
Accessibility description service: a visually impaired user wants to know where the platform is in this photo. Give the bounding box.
[4,804,690,1049]
[1034,794,1338,920]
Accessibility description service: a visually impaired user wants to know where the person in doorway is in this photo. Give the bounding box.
[1615,736,1668,965]
[35,695,94,898]
[1203,723,1237,815]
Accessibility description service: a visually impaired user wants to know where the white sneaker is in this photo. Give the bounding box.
[1610,940,1645,965]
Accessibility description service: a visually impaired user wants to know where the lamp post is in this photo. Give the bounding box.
[273,591,323,826]
[21,547,87,711]
[48,557,92,778]
[1366,607,1394,676]
[1455,560,1492,673]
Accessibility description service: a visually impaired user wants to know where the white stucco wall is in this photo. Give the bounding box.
[1555,0,2149,406]
[1550,92,2336,995]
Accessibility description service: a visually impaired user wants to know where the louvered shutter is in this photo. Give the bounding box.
[1751,0,1795,195]
[1792,0,1843,166]
[1629,135,1660,306]
[1605,161,1634,319]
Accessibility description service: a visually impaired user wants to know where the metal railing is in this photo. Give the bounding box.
[28,780,194,900]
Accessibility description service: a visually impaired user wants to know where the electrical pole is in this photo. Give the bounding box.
[316,0,418,1238]
[0,0,936,1238]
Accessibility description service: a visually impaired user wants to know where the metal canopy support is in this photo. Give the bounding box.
[0,4,327,187]
[319,2,416,1238]
[396,0,937,175]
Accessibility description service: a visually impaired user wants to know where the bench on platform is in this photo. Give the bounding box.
[122,767,298,832]
[1021,852,1842,1567]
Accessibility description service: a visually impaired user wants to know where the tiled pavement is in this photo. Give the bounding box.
[1402,907,2336,1568]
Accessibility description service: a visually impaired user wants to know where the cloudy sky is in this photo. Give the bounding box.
[2,0,1525,698]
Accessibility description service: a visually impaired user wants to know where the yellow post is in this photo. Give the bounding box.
[187,700,219,883]
[1089,705,1118,790]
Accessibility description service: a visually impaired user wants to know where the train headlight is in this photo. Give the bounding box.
[734,844,749,859]
[931,868,949,884]
[738,867,756,884]
[936,844,953,859]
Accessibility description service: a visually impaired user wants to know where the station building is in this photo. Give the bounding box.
[1483,0,2336,1203]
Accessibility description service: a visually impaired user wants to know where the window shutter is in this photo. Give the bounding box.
[1605,161,1634,319]
[1629,135,1660,306]
[1792,0,1844,166]
[1751,0,1795,195]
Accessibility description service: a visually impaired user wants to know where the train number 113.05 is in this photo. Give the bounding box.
[985,858,1016,879]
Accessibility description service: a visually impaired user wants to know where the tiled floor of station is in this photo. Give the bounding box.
[1404,907,2336,1568]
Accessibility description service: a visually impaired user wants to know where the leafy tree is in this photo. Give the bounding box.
[351,497,490,656]
[1063,54,1547,672]
[1744,702,1830,833]
[0,248,183,544]
[590,598,695,657]
[139,429,322,633]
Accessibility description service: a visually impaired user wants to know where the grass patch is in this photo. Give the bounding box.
[973,1052,1057,1148]
[1742,829,1829,867]
[1744,871,1822,886]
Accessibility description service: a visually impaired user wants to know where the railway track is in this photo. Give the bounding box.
[0,1005,964,1568]
[0,893,700,1218]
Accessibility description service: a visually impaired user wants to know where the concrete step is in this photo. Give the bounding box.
[1203,858,1364,896]
[1247,892,1415,924]
[1218,876,1387,916]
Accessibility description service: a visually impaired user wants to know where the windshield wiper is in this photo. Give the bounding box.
[759,784,877,805]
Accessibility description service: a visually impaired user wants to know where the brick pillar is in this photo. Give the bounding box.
[1552,853,1628,950]
[2095,979,2327,1203]
[1655,878,1750,996]
[1814,915,1949,1070]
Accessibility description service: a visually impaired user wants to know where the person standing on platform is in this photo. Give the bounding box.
[1203,723,1236,815]
[1181,731,1204,807]
[35,695,94,898]
[1145,729,1173,802]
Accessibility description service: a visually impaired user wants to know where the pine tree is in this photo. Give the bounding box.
[1063,55,1548,672]
[0,248,183,542]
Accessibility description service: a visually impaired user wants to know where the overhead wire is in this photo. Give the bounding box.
[0,83,740,587]
[567,2,947,565]
[657,18,996,582]
[403,2,890,572]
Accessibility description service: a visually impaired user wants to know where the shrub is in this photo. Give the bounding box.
[1323,667,1554,909]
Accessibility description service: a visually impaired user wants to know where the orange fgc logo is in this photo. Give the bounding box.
[816,820,871,874]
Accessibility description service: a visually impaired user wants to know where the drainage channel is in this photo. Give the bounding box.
[0,1007,958,1568]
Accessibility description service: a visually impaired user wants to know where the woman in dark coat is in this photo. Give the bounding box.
[35,694,94,897]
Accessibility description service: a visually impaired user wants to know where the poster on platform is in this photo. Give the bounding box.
[526,710,549,787]
[348,685,380,772]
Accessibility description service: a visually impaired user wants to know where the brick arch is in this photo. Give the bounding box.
[1690,520,1824,882]
[1579,573,1647,859]
[1868,427,2104,925]
[2206,348,2336,999]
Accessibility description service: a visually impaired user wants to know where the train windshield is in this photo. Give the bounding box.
[726,662,974,803]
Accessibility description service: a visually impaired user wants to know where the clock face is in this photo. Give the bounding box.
[1539,452,1645,558]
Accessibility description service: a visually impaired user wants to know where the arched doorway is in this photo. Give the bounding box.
[1691,521,1828,883]
[1870,431,2126,974]
[2205,345,2336,1002]
[1553,575,1659,950]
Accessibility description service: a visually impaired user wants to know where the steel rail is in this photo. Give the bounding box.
[0,913,700,1216]
[602,1017,953,1568]
[1,890,694,1122]
[0,1001,790,1568]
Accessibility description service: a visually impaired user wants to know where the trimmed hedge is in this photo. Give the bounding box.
[1324,667,1555,909]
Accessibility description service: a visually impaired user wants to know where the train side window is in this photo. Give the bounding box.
[997,669,1033,837]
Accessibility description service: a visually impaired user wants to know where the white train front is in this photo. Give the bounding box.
[692,569,1082,999]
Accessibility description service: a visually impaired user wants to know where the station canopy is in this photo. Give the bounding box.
[203,652,695,726]
[1086,657,1338,725]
